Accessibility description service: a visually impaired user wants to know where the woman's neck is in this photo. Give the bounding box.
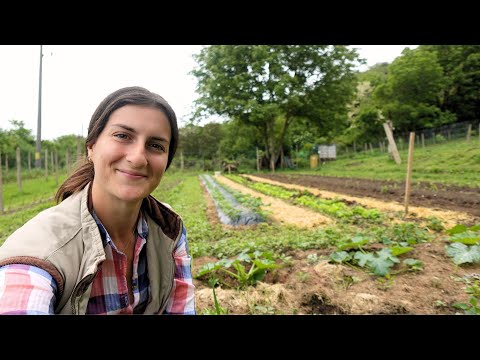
[90,186,142,240]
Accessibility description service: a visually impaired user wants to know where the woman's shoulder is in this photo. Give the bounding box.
[1,193,85,257]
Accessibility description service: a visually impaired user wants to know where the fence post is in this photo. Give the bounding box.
[76,138,82,162]
[421,133,425,148]
[383,122,401,164]
[55,151,59,186]
[0,151,3,212]
[16,146,22,192]
[28,151,31,175]
[467,124,472,142]
[405,132,415,215]
[65,150,69,174]
[51,151,54,175]
[256,147,260,171]
[45,149,48,180]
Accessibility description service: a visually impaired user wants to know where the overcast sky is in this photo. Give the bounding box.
[0,45,417,140]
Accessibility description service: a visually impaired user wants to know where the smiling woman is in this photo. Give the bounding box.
[0,86,196,315]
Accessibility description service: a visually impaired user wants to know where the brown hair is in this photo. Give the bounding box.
[55,86,179,203]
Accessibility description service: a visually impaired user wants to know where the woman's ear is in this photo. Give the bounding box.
[86,145,93,161]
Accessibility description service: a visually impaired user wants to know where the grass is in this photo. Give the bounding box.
[269,139,480,188]
[2,174,67,211]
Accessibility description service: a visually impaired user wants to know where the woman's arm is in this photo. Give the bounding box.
[163,226,196,315]
[0,264,57,315]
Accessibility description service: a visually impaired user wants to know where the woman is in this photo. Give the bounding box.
[0,86,196,314]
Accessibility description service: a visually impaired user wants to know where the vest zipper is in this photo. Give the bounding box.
[71,273,96,314]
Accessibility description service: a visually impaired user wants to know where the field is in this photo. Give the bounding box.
[1,139,480,314]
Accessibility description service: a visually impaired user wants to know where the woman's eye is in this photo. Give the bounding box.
[150,143,165,151]
[114,133,129,140]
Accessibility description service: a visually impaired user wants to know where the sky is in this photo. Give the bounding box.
[0,45,417,141]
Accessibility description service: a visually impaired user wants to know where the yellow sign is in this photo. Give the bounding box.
[35,152,40,160]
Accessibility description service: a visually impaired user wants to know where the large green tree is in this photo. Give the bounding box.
[191,45,360,171]
[373,47,453,131]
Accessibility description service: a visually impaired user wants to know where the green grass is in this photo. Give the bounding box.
[272,139,480,188]
[2,174,67,211]
[0,201,55,245]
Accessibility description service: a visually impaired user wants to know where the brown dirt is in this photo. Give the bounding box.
[215,175,331,228]
[194,241,480,314]
[253,173,480,222]
[193,173,480,315]
[246,174,478,228]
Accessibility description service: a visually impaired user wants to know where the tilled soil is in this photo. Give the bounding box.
[254,173,480,221]
[193,174,480,315]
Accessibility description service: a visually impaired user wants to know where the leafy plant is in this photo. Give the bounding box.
[195,251,279,288]
[445,243,480,265]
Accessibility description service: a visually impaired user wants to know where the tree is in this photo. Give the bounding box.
[192,45,360,171]
[373,47,453,131]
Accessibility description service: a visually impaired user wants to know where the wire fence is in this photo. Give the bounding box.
[337,119,480,157]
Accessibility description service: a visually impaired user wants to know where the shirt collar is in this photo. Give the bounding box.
[91,209,149,248]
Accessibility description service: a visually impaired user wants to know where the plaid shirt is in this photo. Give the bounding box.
[0,210,195,315]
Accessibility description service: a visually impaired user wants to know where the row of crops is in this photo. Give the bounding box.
[2,171,480,314]
[192,173,480,314]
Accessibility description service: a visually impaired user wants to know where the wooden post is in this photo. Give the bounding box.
[432,131,436,144]
[353,141,357,154]
[256,147,260,171]
[180,150,184,170]
[51,151,54,174]
[66,150,70,174]
[55,151,59,186]
[421,133,425,148]
[383,122,401,164]
[447,129,451,141]
[16,147,22,192]
[0,151,3,212]
[369,143,374,154]
[45,149,48,180]
[467,124,472,142]
[5,154,8,176]
[404,132,415,215]
[295,144,299,167]
[280,147,285,169]
[28,151,31,175]
[364,143,368,153]
[76,138,82,162]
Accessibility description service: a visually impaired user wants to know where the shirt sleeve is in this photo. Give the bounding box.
[0,264,57,315]
[163,226,196,315]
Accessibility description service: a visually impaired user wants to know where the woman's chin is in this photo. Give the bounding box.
[115,189,148,203]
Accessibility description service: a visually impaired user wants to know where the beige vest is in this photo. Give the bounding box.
[0,183,185,314]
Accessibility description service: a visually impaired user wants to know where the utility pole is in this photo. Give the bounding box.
[35,45,43,168]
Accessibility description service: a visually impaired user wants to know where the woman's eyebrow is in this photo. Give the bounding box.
[111,124,169,143]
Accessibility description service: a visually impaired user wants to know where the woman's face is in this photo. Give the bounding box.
[87,104,171,204]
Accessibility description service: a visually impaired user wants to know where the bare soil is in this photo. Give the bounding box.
[193,174,480,315]
[255,173,480,222]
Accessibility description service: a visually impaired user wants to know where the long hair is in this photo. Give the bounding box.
[55,86,179,203]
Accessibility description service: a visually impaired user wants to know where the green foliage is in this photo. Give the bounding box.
[445,243,480,265]
[329,245,415,277]
[195,250,279,288]
[445,224,480,265]
[192,45,360,170]
[453,274,480,314]
[227,174,382,223]
[374,47,452,131]
[292,139,480,188]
